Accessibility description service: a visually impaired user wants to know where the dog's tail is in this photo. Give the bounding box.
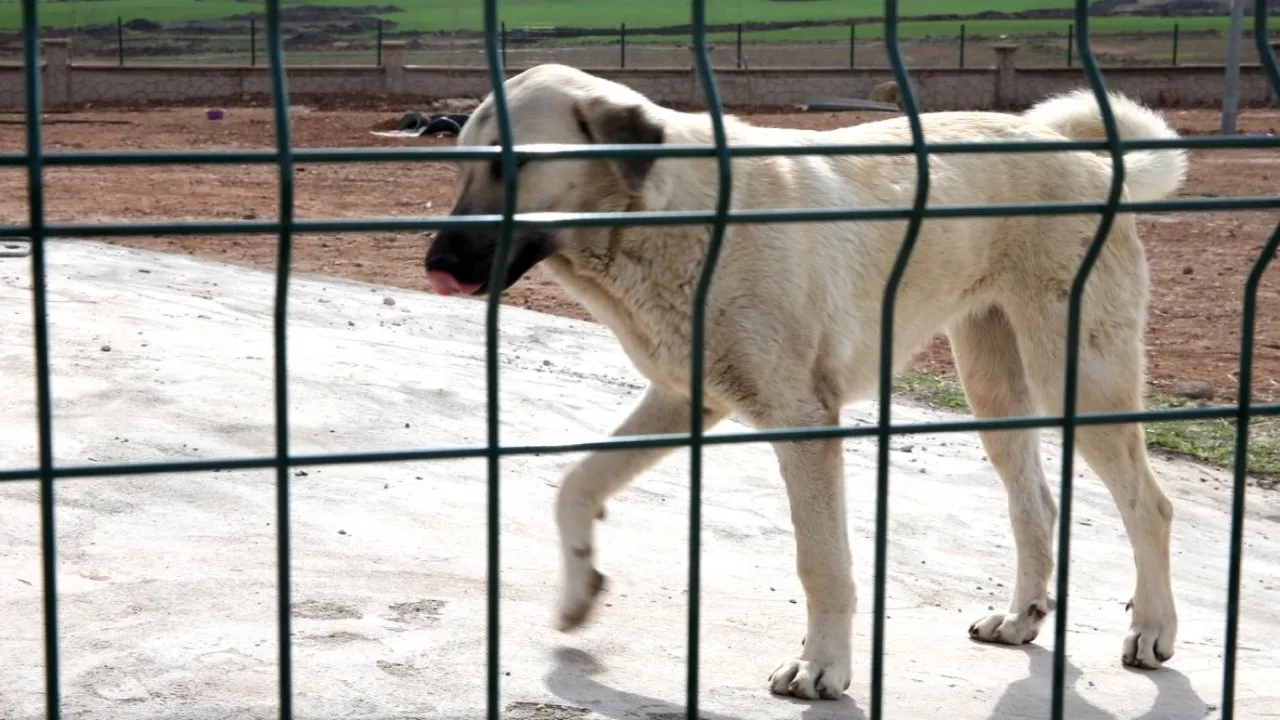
[1021,88,1188,202]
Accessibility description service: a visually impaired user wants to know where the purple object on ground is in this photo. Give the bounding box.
[206,108,225,121]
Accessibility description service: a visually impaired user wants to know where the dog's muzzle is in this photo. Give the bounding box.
[424,228,556,297]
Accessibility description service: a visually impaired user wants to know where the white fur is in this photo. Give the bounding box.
[446,65,1185,701]
[1020,87,1189,202]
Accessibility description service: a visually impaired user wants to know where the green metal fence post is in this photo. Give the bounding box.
[1051,2,1127,718]
[1224,10,1280,720]
[20,1,61,718]
[959,22,966,68]
[376,19,383,67]
[501,21,507,68]
[850,23,856,68]
[620,22,626,68]
[1067,22,1074,66]
[117,16,123,67]
[481,0,515,717]
[736,22,743,69]
[873,0,929,716]
[687,1,732,715]
[1172,22,1180,66]
[250,18,257,67]
[262,0,298,716]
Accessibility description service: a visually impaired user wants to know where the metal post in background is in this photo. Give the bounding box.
[116,16,123,67]
[736,23,743,68]
[850,23,856,68]
[376,19,384,66]
[1222,0,1247,134]
[250,18,257,66]
[1067,22,1074,66]
[620,23,626,68]
[1172,22,1180,65]
[959,22,966,68]
[501,21,507,67]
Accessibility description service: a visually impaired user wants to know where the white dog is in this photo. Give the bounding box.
[424,64,1187,701]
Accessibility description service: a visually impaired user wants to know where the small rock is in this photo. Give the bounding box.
[338,529,347,535]
[1173,380,1214,401]
[383,297,396,306]
[100,344,111,352]
[1182,266,1194,275]
[347,320,355,327]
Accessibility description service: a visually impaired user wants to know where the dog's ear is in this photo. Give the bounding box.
[572,97,665,191]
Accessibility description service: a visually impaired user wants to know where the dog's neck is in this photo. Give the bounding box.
[538,109,773,330]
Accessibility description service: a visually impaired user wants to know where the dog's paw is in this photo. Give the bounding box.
[555,566,606,632]
[1122,597,1176,669]
[768,656,851,701]
[968,598,1054,645]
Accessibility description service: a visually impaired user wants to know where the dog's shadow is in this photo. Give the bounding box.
[986,644,1210,720]
[544,643,1207,720]
[544,646,865,720]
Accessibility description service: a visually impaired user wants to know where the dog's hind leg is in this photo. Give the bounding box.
[555,383,729,631]
[950,306,1059,646]
[1009,289,1178,670]
[756,400,854,701]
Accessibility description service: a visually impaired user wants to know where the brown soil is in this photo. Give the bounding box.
[1,104,1278,404]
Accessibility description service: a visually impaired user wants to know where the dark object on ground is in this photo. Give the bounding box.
[395,110,471,136]
[801,98,900,113]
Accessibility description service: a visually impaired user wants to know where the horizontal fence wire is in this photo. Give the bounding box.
[10,0,1279,716]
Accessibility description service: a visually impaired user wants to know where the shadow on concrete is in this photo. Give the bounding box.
[545,646,866,720]
[986,644,1211,720]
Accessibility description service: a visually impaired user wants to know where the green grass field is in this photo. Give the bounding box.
[0,0,1231,34]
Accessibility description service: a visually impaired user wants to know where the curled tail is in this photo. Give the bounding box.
[1021,88,1188,202]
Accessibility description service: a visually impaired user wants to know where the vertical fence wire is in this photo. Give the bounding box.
[482,0,518,716]
[1050,2,1127,718]
[263,0,297,717]
[1223,8,1280,719]
[21,0,60,717]
[870,2,930,717]
[686,1,732,716]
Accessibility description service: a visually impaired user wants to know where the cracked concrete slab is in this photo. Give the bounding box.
[1,240,1277,720]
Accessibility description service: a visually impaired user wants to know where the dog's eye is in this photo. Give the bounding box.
[490,155,530,181]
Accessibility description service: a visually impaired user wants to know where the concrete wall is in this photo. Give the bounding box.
[0,38,1276,112]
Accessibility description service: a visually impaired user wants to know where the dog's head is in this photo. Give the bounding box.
[424,64,667,297]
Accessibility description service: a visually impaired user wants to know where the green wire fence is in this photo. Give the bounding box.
[3,0,1279,718]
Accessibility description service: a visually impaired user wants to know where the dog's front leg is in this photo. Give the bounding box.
[556,384,728,631]
[766,433,854,701]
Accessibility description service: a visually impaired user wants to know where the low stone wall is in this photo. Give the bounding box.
[0,38,1276,112]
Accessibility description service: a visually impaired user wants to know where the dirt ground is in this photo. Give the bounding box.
[1,102,1278,404]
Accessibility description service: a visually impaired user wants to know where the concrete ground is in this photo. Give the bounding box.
[1,240,1278,720]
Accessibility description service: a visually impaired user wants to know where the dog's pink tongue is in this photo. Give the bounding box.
[426,269,482,296]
